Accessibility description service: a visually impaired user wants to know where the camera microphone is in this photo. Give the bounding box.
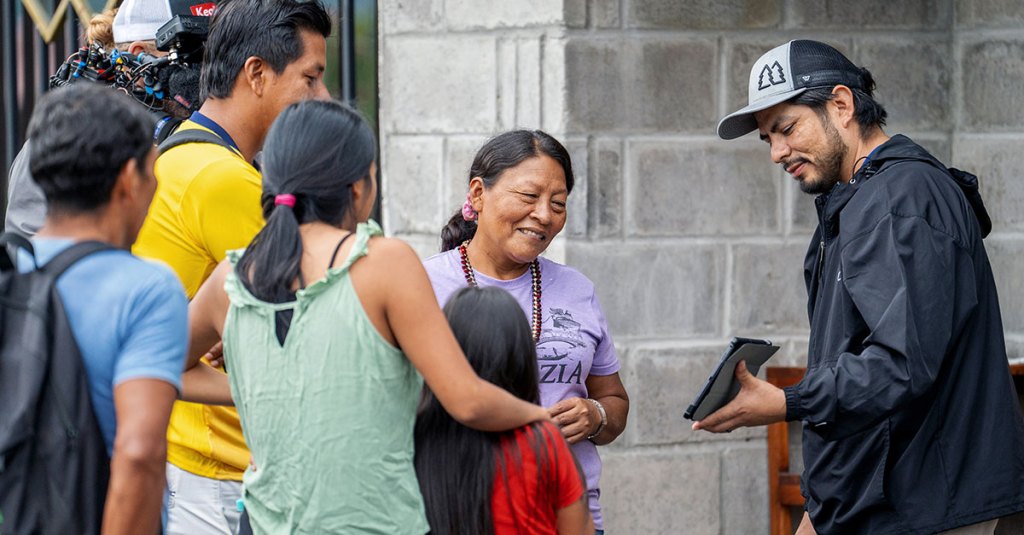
[136,52,172,68]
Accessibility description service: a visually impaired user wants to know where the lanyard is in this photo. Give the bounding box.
[189,111,241,153]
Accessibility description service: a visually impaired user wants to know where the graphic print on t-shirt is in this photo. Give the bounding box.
[537,307,588,385]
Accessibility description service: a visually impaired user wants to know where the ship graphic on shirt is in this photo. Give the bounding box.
[537,308,588,385]
[537,308,586,359]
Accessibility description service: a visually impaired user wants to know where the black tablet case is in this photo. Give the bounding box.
[684,338,780,421]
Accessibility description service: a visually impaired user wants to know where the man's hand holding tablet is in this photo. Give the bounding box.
[686,338,787,433]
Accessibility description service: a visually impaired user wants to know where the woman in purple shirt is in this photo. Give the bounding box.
[422,130,629,533]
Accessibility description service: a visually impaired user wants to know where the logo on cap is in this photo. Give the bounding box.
[191,2,216,16]
[757,61,787,91]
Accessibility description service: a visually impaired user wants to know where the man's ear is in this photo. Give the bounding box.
[242,56,267,96]
[111,158,139,203]
[127,41,148,56]
[830,85,856,129]
[468,177,486,212]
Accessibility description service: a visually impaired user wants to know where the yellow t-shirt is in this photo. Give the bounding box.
[133,120,263,480]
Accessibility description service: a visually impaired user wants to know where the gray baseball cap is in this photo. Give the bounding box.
[717,40,864,140]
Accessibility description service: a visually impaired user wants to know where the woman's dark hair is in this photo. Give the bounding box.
[200,0,331,101]
[440,129,574,252]
[235,99,375,333]
[790,67,888,138]
[414,286,556,535]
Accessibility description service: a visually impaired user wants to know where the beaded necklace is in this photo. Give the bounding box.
[458,240,542,342]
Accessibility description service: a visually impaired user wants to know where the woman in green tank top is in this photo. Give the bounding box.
[179,101,550,534]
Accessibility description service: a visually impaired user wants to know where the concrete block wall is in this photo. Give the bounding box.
[378,1,1024,532]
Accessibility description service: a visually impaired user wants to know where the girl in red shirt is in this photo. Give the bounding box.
[415,286,592,535]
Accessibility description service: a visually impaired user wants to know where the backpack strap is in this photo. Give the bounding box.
[153,115,185,145]
[157,128,234,156]
[40,241,114,280]
[0,232,36,272]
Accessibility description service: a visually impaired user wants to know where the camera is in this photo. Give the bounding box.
[48,13,208,132]
[156,14,209,62]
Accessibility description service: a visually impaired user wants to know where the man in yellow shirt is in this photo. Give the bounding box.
[132,1,331,532]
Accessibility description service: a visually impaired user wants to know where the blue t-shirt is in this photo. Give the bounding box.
[19,238,188,454]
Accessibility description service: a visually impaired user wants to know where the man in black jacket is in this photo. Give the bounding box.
[694,39,1024,535]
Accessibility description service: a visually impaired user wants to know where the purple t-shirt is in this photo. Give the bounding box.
[423,249,620,529]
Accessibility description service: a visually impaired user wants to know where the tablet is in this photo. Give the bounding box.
[683,337,780,421]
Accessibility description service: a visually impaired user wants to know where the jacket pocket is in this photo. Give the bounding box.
[804,418,899,530]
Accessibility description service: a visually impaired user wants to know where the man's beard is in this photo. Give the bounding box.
[798,113,848,195]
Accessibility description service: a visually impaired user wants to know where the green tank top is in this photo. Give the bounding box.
[223,221,428,534]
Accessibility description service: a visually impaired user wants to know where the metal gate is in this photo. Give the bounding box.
[0,0,377,226]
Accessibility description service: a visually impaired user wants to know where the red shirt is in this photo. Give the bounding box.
[491,421,586,534]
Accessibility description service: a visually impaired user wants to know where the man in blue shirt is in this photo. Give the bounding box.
[21,83,188,534]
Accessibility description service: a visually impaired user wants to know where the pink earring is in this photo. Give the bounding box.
[461,192,478,222]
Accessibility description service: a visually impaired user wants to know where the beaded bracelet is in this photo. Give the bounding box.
[586,398,607,440]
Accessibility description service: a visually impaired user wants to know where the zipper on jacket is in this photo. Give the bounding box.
[817,240,825,288]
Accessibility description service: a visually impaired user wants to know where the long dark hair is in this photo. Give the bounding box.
[236,99,375,309]
[414,287,558,535]
[440,130,575,252]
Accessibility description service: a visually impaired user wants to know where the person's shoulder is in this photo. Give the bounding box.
[422,249,458,274]
[538,256,596,293]
[363,236,427,270]
[874,158,951,194]
[852,156,968,235]
[56,249,185,312]
[104,252,186,297]
[156,122,257,185]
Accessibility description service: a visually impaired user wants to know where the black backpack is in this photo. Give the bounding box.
[0,233,113,534]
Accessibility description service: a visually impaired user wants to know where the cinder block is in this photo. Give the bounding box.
[722,446,770,534]
[393,232,441,260]
[564,138,589,239]
[590,0,620,28]
[378,0,443,33]
[516,39,542,128]
[498,40,517,131]
[628,0,782,30]
[564,0,587,28]
[600,449,721,534]
[726,38,850,121]
[731,243,810,333]
[591,138,623,238]
[445,0,563,30]
[961,40,1024,131]
[789,175,819,234]
[952,138,1024,232]
[956,0,1024,28]
[986,239,1024,333]
[565,242,724,338]
[381,136,444,234]
[854,38,952,132]
[565,37,717,134]
[775,338,811,368]
[444,135,489,217]
[627,140,781,236]
[1006,338,1024,363]
[630,346,767,445]
[541,36,568,134]
[787,0,947,29]
[911,136,952,166]
[381,36,496,134]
